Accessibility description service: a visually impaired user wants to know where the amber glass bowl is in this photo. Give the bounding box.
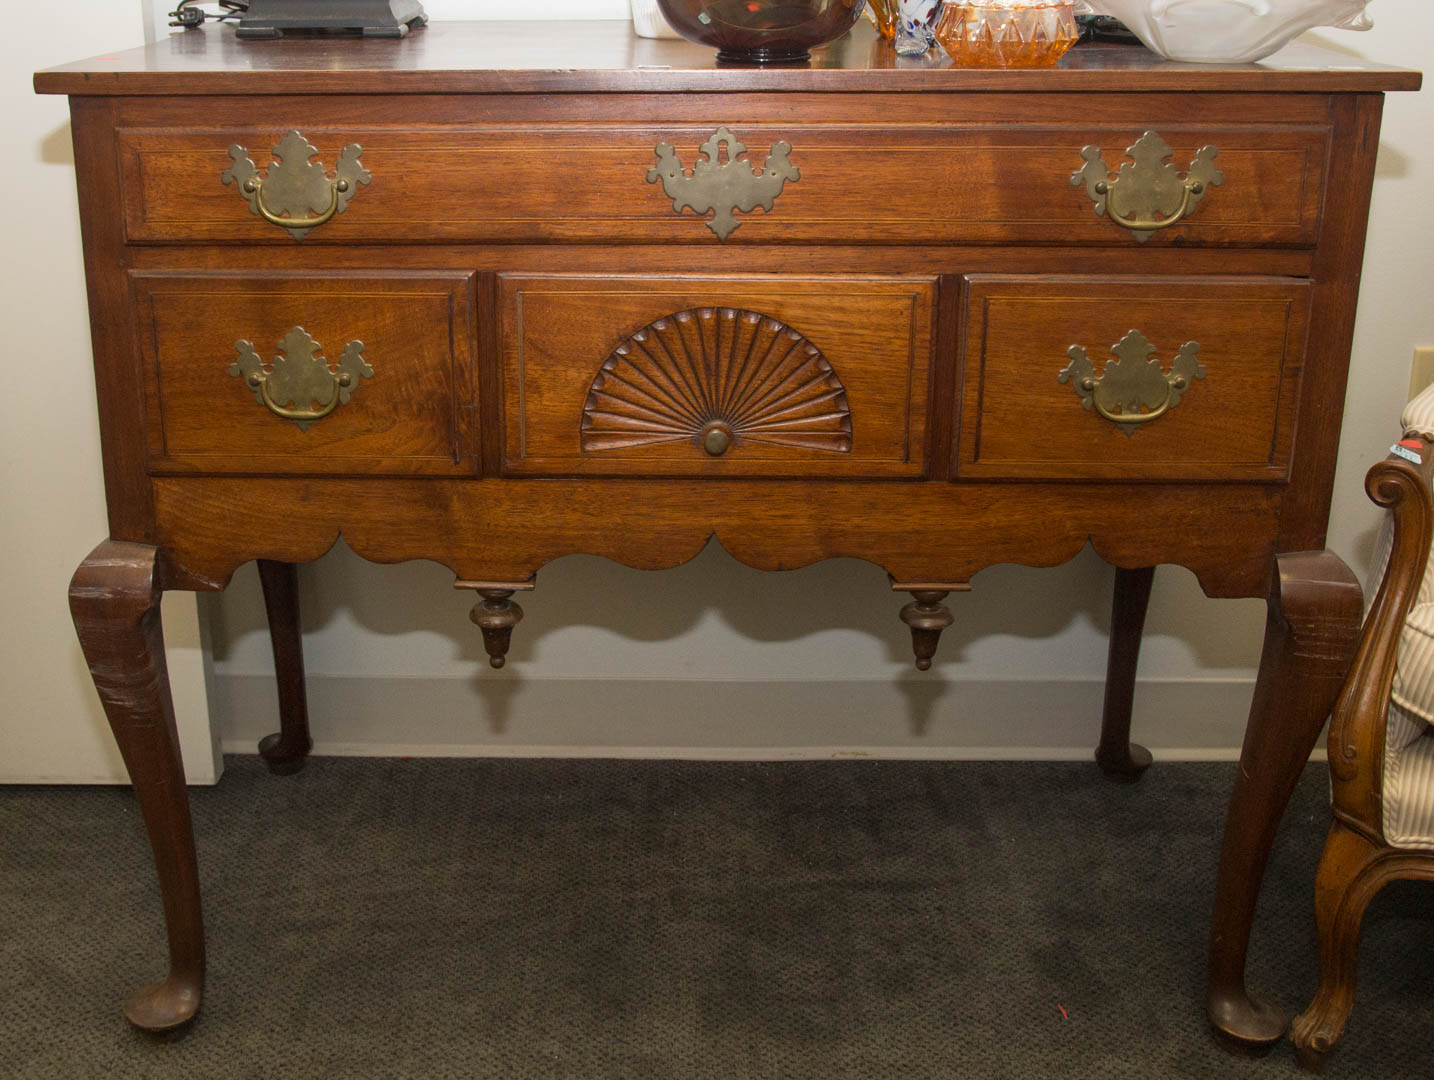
[933,2,1079,68]
[656,0,867,64]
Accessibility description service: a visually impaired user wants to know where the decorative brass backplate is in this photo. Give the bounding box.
[1070,130,1223,242]
[222,130,370,240]
[581,307,851,456]
[646,127,800,241]
[229,327,373,430]
[1058,330,1205,436]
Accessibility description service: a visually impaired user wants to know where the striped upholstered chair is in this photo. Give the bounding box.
[1291,388,1434,1071]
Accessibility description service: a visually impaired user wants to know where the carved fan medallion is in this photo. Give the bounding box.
[581,307,852,457]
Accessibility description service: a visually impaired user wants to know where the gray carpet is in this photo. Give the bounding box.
[2,758,1429,1079]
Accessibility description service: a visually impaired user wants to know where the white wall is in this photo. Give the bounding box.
[2,2,218,782]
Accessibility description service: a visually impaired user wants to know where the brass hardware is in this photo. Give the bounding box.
[229,327,372,431]
[1059,330,1206,436]
[646,127,799,241]
[1070,130,1223,242]
[701,422,733,457]
[222,130,370,241]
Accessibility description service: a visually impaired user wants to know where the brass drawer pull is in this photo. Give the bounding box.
[1071,130,1223,242]
[1059,330,1205,436]
[229,327,372,430]
[222,130,370,240]
[647,127,800,241]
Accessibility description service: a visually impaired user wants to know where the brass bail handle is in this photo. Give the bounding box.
[229,327,373,432]
[1058,331,1206,436]
[222,130,371,239]
[1071,130,1224,241]
[244,175,348,232]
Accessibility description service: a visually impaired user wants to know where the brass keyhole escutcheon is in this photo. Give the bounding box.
[702,423,733,457]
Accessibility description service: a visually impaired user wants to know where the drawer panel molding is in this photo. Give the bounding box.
[957,275,1310,482]
[118,123,1327,247]
[133,271,478,476]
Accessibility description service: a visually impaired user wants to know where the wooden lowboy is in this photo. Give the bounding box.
[35,19,1419,1052]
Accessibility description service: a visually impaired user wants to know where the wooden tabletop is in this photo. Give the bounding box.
[34,20,1421,96]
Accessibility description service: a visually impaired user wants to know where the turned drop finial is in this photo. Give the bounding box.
[457,580,535,669]
[898,589,956,670]
[469,589,524,668]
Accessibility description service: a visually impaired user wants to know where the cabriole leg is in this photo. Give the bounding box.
[1206,550,1362,1050]
[68,540,205,1031]
[256,559,312,774]
[1096,565,1156,783]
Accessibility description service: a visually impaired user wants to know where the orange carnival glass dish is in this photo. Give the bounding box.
[933,1,1079,68]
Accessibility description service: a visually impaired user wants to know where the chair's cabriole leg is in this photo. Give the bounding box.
[1206,550,1363,1050]
[1097,565,1156,782]
[256,559,312,774]
[68,540,205,1031]
[1290,822,1383,1072]
[1290,445,1434,1070]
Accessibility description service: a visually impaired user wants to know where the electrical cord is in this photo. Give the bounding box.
[169,1,248,29]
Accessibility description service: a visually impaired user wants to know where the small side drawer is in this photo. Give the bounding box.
[132,272,477,476]
[955,275,1310,482]
[499,274,933,477]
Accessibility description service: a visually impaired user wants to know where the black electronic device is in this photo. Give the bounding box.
[235,0,427,39]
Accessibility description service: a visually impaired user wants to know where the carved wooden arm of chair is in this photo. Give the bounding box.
[1326,435,1434,840]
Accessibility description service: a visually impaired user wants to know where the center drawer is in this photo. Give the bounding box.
[499,275,934,478]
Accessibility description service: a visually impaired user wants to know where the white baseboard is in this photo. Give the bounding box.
[215,674,1267,761]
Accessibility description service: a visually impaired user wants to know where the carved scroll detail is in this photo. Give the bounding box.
[580,307,852,457]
